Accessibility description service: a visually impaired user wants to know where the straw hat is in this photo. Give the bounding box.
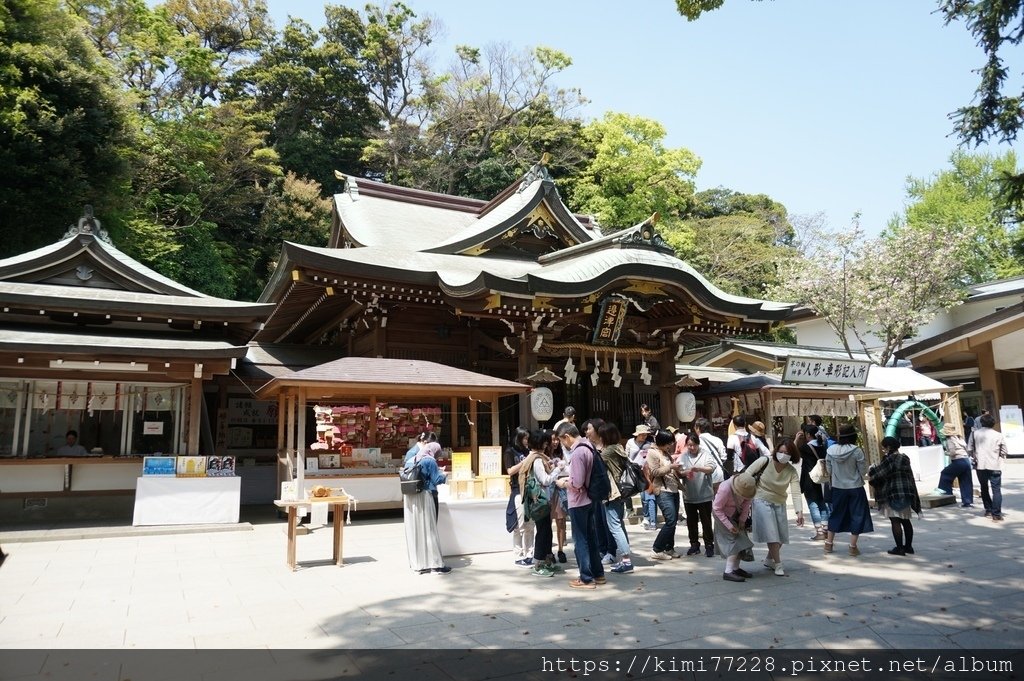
[941,423,958,437]
[732,472,758,499]
[749,421,766,437]
[632,424,652,437]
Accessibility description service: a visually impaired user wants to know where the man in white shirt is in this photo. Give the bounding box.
[625,424,652,462]
[725,415,769,473]
[693,418,725,491]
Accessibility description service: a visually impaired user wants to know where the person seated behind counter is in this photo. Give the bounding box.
[56,430,88,457]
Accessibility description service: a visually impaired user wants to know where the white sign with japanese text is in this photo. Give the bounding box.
[782,356,871,387]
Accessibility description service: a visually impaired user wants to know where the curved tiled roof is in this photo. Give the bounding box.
[0,233,210,297]
[273,233,793,321]
[333,167,599,254]
[257,356,530,397]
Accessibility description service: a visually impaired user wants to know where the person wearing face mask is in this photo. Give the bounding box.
[750,438,804,576]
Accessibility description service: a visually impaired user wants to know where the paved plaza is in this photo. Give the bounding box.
[0,463,1021,657]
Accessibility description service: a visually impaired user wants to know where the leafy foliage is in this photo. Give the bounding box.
[566,112,701,229]
[771,217,974,366]
[895,150,1023,283]
[0,0,131,254]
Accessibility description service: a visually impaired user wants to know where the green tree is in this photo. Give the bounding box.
[71,0,217,115]
[227,11,377,191]
[938,1,1024,207]
[0,0,131,256]
[566,112,701,229]
[895,150,1022,283]
[122,104,281,298]
[417,43,587,197]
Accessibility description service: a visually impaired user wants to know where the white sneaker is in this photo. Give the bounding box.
[651,551,672,560]
[642,521,654,531]
[601,553,614,565]
[774,563,785,577]
[762,557,776,569]
[665,549,681,559]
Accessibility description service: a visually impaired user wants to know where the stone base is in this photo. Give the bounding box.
[921,493,956,508]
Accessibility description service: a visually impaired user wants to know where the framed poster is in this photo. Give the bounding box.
[318,454,341,469]
[176,456,207,477]
[451,451,473,480]
[206,456,236,477]
[142,456,176,476]
[478,446,502,477]
[999,405,1024,455]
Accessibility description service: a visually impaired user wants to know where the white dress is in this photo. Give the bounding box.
[404,491,444,571]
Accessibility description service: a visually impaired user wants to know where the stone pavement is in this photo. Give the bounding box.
[0,463,1021,655]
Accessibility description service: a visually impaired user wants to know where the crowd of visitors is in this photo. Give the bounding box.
[399,405,1010,587]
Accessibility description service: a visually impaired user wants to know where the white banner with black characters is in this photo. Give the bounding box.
[782,356,872,387]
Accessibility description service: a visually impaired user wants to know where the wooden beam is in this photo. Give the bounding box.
[910,338,972,369]
[469,398,478,473]
[969,314,1024,349]
[187,378,202,455]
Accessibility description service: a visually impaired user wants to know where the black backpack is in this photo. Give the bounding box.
[617,459,647,498]
[583,443,612,503]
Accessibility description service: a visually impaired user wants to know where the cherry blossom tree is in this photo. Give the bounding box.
[772,216,975,366]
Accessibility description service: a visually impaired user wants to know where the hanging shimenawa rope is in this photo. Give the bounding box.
[543,341,667,357]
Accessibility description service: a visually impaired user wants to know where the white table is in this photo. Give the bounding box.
[436,496,510,556]
[902,445,945,481]
[133,476,241,526]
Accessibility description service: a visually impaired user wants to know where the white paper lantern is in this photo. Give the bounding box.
[530,387,554,421]
[675,392,696,423]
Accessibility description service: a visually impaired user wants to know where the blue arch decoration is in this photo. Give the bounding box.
[883,400,944,444]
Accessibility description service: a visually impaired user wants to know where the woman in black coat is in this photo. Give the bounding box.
[796,423,830,541]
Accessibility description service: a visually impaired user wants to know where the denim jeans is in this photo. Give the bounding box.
[652,491,679,553]
[977,470,1003,517]
[938,458,974,505]
[807,499,831,526]
[640,490,657,525]
[605,498,630,558]
[568,503,604,583]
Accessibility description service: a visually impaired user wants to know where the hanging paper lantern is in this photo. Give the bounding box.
[530,387,554,421]
[675,392,696,423]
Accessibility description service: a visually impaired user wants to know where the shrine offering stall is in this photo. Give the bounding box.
[699,361,960,476]
[256,357,531,513]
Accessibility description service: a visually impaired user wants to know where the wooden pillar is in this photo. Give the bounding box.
[286,392,296,481]
[373,321,387,358]
[491,398,500,446]
[276,392,287,494]
[469,398,479,472]
[659,350,677,428]
[518,341,536,430]
[187,377,202,455]
[977,342,1001,421]
[369,395,377,447]
[296,390,306,495]
[450,397,459,451]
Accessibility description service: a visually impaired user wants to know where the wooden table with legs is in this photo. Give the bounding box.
[273,497,351,570]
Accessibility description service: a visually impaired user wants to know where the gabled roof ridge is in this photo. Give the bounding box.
[537,217,658,265]
[344,175,486,213]
[0,219,213,299]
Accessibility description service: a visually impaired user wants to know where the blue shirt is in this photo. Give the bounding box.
[403,444,420,467]
[416,456,447,492]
